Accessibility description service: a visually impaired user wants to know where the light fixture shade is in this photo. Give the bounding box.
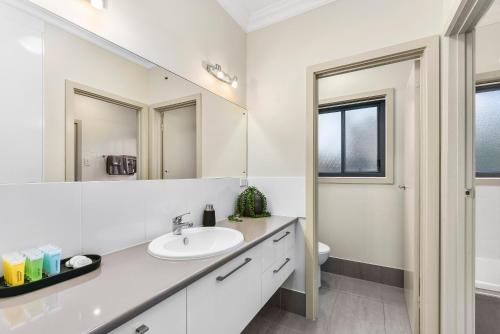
[206,63,238,89]
[231,77,239,88]
[90,0,105,10]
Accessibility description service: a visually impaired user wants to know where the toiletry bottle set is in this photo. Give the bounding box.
[2,245,61,286]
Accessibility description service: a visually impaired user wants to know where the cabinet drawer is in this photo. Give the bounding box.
[110,289,186,334]
[261,253,295,305]
[261,224,295,273]
[187,245,262,334]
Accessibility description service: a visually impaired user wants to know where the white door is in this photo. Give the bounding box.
[162,105,196,179]
[403,60,421,334]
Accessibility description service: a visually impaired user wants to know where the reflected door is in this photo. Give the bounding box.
[403,60,421,334]
[162,105,196,179]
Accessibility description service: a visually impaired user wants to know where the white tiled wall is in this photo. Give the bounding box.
[247,177,305,217]
[0,178,241,275]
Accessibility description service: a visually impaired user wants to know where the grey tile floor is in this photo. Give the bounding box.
[243,272,411,334]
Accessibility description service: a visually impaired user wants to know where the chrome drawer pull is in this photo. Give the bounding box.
[216,258,252,282]
[273,231,291,243]
[135,324,149,334]
[273,258,291,274]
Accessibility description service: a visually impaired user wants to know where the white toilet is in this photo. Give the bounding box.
[318,242,331,288]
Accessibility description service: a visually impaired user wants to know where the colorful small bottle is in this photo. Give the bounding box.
[39,245,61,276]
[21,249,44,282]
[2,253,26,286]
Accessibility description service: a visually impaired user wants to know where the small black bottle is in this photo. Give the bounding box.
[202,204,216,227]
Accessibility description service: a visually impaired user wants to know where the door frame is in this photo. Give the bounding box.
[441,1,494,333]
[148,94,202,179]
[65,81,149,181]
[306,36,440,334]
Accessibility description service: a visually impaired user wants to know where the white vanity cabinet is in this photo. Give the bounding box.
[110,289,186,334]
[111,222,296,334]
[261,224,296,305]
[186,245,262,334]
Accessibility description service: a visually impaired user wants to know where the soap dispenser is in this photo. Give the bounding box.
[202,204,216,227]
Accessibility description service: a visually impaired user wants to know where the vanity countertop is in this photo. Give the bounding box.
[0,216,298,334]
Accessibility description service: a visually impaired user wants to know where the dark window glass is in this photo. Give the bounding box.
[318,100,385,177]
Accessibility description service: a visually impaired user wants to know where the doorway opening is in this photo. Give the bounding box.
[65,81,149,182]
[306,37,440,334]
[149,94,202,180]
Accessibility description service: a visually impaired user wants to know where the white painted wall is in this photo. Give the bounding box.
[476,186,500,260]
[476,21,500,75]
[0,3,43,184]
[247,0,443,177]
[317,61,413,270]
[74,94,138,181]
[28,0,247,106]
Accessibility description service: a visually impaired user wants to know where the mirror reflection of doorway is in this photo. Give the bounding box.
[73,94,139,182]
[65,81,149,182]
[149,95,201,180]
[161,104,197,179]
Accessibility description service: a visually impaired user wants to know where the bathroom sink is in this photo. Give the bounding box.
[147,227,244,260]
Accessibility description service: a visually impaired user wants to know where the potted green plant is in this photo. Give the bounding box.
[229,186,271,221]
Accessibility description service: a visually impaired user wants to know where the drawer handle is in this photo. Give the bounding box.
[273,231,291,243]
[135,324,150,334]
[216,258,252,282]
[273,258,291,274]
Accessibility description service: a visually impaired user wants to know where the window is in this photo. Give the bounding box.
[318,100,386,178]
[476,84,500,178]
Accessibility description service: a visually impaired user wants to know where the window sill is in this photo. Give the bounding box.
[475,178,500,186]
[319,176,394,185]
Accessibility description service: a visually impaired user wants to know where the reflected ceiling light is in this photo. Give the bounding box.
[90,0,106,10]
[206,63,239,89]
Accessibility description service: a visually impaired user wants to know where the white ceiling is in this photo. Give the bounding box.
[216,0,337,32]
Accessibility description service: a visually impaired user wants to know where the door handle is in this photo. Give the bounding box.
[273,258,291,274]
[398,185,407,190]
[135,324,149,334]
[216,258,252,282]
[273,231,291,243]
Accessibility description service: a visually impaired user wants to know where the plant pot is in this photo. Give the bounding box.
[244,193,263,216]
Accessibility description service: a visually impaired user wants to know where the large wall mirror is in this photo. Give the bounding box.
[0,2,247,183]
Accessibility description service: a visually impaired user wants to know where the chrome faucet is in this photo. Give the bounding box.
[172,212,193,235]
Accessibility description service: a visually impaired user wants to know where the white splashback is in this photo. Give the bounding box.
[247,177,305,217]
[0,178,241,275]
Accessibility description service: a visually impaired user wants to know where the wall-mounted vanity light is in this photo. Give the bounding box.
[90,0,106,10]
[206,63,238,88]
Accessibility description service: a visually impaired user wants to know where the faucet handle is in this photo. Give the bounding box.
[172,212,191,224]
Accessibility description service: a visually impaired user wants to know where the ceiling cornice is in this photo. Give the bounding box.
[217,0,337,33]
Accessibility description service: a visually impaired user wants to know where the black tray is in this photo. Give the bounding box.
[0,254,101,298]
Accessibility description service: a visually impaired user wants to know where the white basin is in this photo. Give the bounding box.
[147,227,244,260]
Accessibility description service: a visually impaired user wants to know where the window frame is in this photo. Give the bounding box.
[475,82,500,179]
[318,89,394,184]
